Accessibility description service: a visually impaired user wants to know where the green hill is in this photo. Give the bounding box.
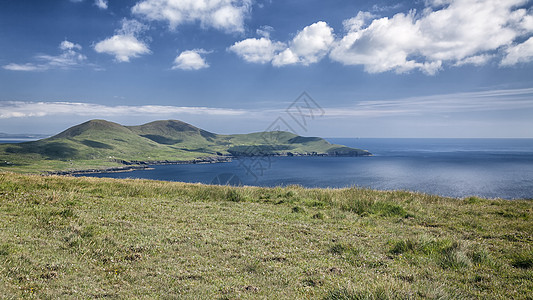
[0,119,370,173]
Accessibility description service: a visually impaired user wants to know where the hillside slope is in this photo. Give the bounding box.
[0,119,370,173]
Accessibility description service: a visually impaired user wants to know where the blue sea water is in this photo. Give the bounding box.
[70,138,533,200]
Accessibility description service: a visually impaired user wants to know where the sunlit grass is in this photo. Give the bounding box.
[0,172,531,298]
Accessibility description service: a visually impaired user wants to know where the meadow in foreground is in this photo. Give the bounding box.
[0,172,532,299]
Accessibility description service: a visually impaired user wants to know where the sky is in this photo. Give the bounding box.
[1,0,533,138]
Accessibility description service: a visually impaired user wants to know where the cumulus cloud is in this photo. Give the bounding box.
[229,37,285,64]
[0,101,246,119]
[454,54,494,67]
[94,0,108,9]
[501,37,533,66]
[272,49,298,66]
[330,11,441,74]
[521,13,533,31]
[227,1,533,73]
[3,40,87,71]
[277,21,334,66]
[342,11,376,32]
[330,0,533,74]
[228,1,533,72]
[60,40,82,51]
[94,36,150,62]
[132,0,252,33]
[94,19,151,62]
[172,49,210,70]
[229,21,334,66]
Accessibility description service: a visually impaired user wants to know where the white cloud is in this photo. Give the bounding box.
[271,49,298,66]
[501,37,533,66]
[256,25,274,38]
[229,37,285,64]
[60,40,82,51]
[521,13,533,31]
[3,88,531,123]
[371,3,402,12]
[0,101,246,119]
[3,63,42,71]
[2,40,86,71]
[277,21,334,66]
[117,19,149,35]
[94,0,108,9]
[418,0,522,61]
[227,0,533,73]
[454,54,494,66]
[94,19,150,62]
[330,0,533,74]
[324,88,533,117]
[94,36,150,62]
[230,21,335,67]
[331,11,441,74]
[172,49,210,70]
[342,11,376,32]
[132,0,252,33]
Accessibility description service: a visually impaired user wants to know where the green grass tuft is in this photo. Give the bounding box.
[292,205,305,213]
[511,251,533,269]
[389,239,417,255]
[312,212,326,219]
[329,243,359,256]
[324,286,408,300]
[464,196,484,204]
[225,189,245,202]
[370,201,407,217]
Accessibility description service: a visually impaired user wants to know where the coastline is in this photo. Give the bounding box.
[46,156,233,176]
[44,151,372,176]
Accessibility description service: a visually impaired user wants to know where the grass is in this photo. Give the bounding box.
[0,172,532,298]
[511,251,533,269]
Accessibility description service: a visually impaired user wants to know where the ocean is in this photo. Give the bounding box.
[68,138,533,200]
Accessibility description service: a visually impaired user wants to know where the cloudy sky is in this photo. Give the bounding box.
[1,0,533,137]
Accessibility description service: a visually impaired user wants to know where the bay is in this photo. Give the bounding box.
[77,138,533,200]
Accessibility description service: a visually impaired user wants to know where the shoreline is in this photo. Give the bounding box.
[46,156,233,176]
[44,152,372,176]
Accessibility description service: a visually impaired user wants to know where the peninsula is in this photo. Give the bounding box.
[0,119,371,174]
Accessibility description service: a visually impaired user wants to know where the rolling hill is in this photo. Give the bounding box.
[0,119,370,173]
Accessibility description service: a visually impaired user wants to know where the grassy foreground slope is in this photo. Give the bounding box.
[1,173,532,299]
[0,120,370,174]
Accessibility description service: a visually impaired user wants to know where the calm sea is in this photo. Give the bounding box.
[2,138,532,199]
[66,138,533,200]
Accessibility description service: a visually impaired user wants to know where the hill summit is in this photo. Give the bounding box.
[51,120,132,139]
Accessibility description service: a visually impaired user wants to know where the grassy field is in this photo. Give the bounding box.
[0,172,532,299]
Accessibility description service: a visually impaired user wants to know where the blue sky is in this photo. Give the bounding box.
[1,0,533,137]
